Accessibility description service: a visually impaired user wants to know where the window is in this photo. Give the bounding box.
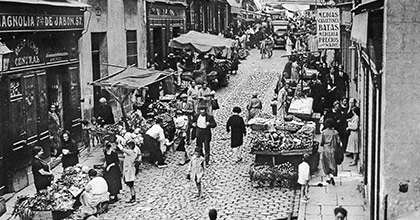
[126,30,138,66]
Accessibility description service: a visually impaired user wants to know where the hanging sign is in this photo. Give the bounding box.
[316,8,340,49]
[0,14,84,31]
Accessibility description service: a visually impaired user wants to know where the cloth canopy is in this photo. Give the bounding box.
[282,3,310,12]
[168,31,235,54]
[90,66,173,90]
[351,11,368,48]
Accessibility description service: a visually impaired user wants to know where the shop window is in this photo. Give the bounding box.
[126,30,138,67]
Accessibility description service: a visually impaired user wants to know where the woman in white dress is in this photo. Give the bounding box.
[346,107,360,166]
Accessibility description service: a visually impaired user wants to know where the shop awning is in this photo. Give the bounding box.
[90,66,174,90]
[0,0,91,8]
[351,11,368,48]
[282,3,310,12]
[169,31,235,54]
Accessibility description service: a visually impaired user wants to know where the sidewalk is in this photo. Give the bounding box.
[298,151,368,220]
[0,145,105,220]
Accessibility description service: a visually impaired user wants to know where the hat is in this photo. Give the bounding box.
[99,97,107,103]
[198,105,207,110]
[233,106,241,113]
[180,93,188,99]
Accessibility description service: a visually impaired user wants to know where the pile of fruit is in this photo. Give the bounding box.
[275,122,302,133]
[249,162,298,188]
[251,130,313,153]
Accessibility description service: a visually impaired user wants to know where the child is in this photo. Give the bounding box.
[81,120,92,154]
[187,150,205,197]
[174,110,190,165]
[298,153,311,203]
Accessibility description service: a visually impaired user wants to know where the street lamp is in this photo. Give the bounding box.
[0,40,13,73]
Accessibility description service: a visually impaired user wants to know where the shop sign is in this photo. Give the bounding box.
[0,14,84,31]
[11,39,41,68]
[316,8,340,49]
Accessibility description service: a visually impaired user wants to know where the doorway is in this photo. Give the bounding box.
[153,27,164,61]
[91,33,108,117]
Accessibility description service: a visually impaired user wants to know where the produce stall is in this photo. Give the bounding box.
[12,165,95,220]
[247,115,316,188]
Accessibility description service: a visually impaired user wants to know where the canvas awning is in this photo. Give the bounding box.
[169,31,235,54]
[351,11,368,48]
[0,0,91,8]
[282,3,309,12]
[90,66,174,90]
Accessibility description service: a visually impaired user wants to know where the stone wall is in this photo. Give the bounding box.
[382,0,420,219]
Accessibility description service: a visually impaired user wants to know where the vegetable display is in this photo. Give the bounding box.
[12,164,94,219]
[249,162,298,188]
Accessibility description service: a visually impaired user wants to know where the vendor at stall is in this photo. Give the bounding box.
[246,92,262,120]
[96,98,115,125]
[80,169,110,218]
[144,118,169,168]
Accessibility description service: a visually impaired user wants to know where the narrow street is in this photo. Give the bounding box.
[95,49,299,220]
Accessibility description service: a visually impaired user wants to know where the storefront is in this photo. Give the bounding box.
[0,1,88,195]
[187,0,230,34]
[146,0,187,62]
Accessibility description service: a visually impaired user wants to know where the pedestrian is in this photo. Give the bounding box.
[116,140,138,203]
[96,97,115,125]
[336,64,349,100]
[198,82,213,115]
[103,141,122,203]
[187,150,205,197]
[177,93,195,144]
[226,106,246,163]
[32,146,54,193]
[277,83,290,119]
[144,118,169,168]
[82,120,92,154]
[191,106,217,166]
[346,107,360,166]
[246,92,262,120]
[174,110,190,165]
[209,209,218,220]
[321,118,341,185]
[334,206,348,220]
[48,104,61,156]
[187,81,199,112]
[60,131,79,169]
[298,153,311,202]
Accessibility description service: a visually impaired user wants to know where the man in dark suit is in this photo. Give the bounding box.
[191,106,217,166]
[335,64,349,100]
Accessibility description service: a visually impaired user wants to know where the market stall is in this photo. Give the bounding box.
[12,165,100,220]
[247,114,316,188]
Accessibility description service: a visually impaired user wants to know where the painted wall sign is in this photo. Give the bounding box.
[0,14,84,31]
[316,8,340,49]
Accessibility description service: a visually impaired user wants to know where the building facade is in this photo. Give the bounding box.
[187,0,231,34]
[351,0,420,219]
[79,0,147,120]
[0,0,88,195]
[146,0,187,63]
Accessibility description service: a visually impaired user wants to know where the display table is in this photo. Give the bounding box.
[288,97,313,120]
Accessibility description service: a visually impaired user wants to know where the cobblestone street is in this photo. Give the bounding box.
[97,49,300,220]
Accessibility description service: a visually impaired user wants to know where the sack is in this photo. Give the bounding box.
[334,146,344,165]
[211,99,220,110]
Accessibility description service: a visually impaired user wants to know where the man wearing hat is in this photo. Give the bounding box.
[96,97,115,125]
[191,106,217,166]
[177,93,194,144]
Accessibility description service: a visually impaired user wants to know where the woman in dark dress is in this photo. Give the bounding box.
[226,107,246,163]
[60,131,79,169]
[32,146,54,193]
[103,141,122,203]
